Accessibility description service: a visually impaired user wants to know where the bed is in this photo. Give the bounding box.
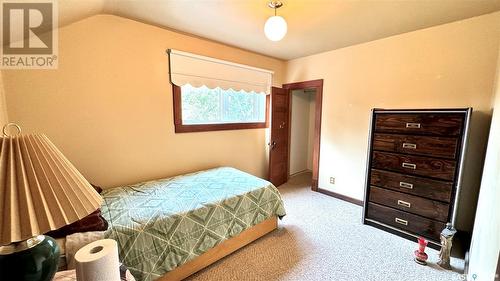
[100,167,286,281]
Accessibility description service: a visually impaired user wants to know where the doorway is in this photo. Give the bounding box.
[268,79,323,191]
[289,89,316,177]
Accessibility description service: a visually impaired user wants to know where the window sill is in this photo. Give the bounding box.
[174,122,268,133]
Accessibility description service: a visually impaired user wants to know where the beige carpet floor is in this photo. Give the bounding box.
[187,172,465,281]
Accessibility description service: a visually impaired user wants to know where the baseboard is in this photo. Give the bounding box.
[289,169,312,177]
[317,188,363,206]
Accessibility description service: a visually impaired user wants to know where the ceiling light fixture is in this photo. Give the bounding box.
[264,1,287,42]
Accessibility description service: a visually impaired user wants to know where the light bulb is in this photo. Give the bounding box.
[264,15,287,41]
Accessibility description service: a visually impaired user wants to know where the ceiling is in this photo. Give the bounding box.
[59,0,500,60]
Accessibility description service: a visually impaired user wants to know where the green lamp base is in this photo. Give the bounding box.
[0,235,60,281]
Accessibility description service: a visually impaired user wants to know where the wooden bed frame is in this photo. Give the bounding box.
[157,216,278,281]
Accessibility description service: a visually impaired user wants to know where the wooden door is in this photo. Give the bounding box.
[268,87,289,187]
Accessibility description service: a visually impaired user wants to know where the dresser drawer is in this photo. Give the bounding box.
[369,186,449,222]
[370,169,453,202]
[372,151,456,181]
[366,202,445,240]
[374,113,464,136]
[373,133,458,159]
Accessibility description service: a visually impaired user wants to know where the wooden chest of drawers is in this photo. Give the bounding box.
[363,109,471,246]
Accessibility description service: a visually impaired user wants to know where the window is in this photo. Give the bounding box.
[168,49,273,133]
[173,85,269,133]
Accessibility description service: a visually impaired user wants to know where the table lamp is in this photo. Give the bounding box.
[0,123,103,281]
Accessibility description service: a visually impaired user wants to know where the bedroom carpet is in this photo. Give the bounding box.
[187,172,465,281]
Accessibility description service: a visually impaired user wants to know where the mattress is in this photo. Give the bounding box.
[100,167,286,281]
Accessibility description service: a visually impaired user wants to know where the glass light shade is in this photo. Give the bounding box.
[264,15,287,41]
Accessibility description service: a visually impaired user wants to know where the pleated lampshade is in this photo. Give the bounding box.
[0,124,103,245]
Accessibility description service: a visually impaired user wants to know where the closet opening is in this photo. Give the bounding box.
[283,80,323,191]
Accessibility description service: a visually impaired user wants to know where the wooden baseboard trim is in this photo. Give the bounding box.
[289,169,312,177]
[317,188,363,206]
[157,216,278,281]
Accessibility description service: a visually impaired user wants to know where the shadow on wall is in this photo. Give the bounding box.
[456,110,492,234]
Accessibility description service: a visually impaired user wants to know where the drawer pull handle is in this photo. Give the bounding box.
[397,200,411,208]
[402,143,417,149]
[402,163,417,170]
[399,182,414,189]
[395,218,408,226]
[406,122,421,129]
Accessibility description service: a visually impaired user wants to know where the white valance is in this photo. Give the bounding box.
[168,49,273,94]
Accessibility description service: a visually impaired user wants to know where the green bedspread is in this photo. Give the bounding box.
[100,167,286,281]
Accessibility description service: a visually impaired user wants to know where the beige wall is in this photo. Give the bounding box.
[467,47,500,281]
[286,12,500,232]
[0,71,8,127]
[2,15,285,188]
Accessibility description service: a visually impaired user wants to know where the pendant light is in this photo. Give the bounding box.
[264,1,287,42]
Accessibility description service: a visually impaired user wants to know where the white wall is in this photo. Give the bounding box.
[307,91,316,170]
[286,12,500,232]
[290,90,311,175]
[467,48,500,281]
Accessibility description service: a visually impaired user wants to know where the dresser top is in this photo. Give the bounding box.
[372,108,472,114]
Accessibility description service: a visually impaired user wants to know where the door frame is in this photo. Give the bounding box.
[283,79,323,191]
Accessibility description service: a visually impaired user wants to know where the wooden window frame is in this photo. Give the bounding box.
[172,84,270,133]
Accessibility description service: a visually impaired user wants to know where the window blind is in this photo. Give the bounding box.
[168,49,273,94]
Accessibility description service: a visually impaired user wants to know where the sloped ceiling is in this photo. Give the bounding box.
[59,0,500,60]
[58,0,105,27]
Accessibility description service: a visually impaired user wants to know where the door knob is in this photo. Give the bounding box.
[268,141,277,149]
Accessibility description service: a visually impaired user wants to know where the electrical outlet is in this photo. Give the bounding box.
[329,177,335,184]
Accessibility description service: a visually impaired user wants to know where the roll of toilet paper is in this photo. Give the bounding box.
[75,239,121,281]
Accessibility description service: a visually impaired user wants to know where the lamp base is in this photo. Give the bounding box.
[0,235,60,281]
